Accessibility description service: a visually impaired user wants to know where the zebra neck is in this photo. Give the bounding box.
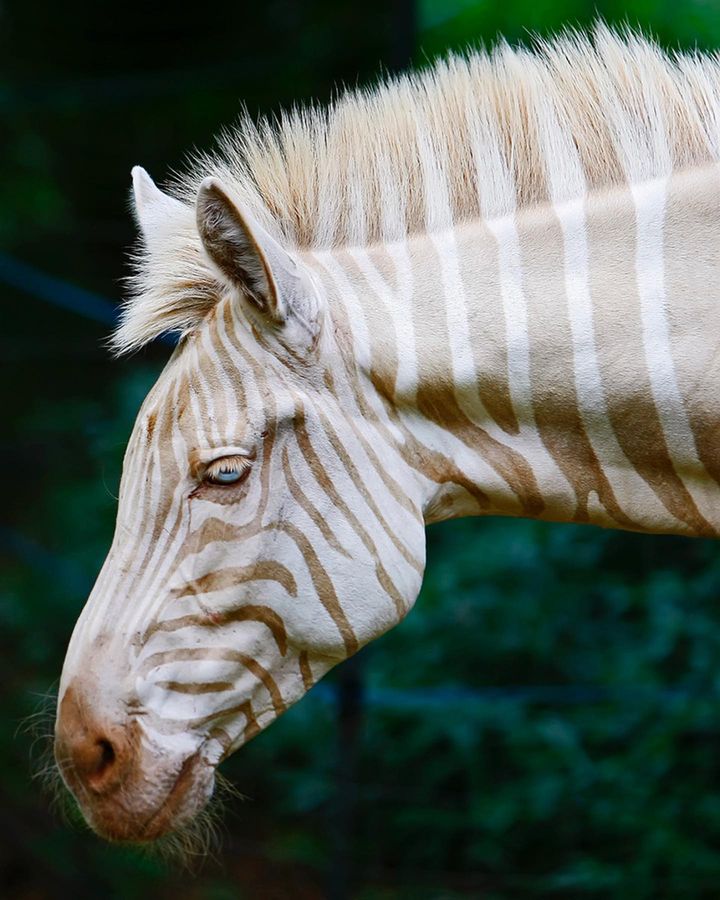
[310,162,720,537]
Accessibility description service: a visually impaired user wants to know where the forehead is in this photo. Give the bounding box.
[124,300,281,467]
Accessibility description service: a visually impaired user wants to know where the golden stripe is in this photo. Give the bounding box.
[242,702,261,742]
[155,680,235,694]
[299,651,314,691]
[185,516,264,557]
[172,513,358,656]
[664,165,720,493]
[585,185,713,534]
[191,700,260,742]
[322,363,421,519]
[318,408,424,574]
[170,562,297,600]
[294,404,406,621]
[515,200,637,528]
[141,647,286,716]
[406,233,545,517]
[281,445,351,559]
[458,221,520,436]
[120,381,186,602]
[319,296,492,514]
[276,520,360,656]
[238,654,286,716]
[335,248,401,400]
[144,603,288,655]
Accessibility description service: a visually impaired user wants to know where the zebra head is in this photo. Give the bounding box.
[54,170,427,842]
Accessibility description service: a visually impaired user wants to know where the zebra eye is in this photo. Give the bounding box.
[204,456,251,486]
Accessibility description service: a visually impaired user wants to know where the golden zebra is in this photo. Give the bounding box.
[55,26,720,842]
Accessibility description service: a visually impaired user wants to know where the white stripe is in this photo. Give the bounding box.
[484,215,575,503]
[632,177,712,517]
[554,196,668,523]
[348,244,419,402]
[310,251,404,443]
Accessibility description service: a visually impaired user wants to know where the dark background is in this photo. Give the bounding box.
[5,1,720,897]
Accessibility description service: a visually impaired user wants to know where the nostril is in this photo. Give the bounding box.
[82,737,118,791]
[65,732,122,792]
[56,686,129,795]
[95,739,116,777]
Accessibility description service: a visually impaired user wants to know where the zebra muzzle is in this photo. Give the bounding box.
[54,684,134,797]
[54,680,212,841]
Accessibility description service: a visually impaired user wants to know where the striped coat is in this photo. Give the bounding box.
[55,27,720,843]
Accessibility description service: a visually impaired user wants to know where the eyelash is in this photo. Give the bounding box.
[203,455,252,486]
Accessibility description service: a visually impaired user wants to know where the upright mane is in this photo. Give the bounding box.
[114,24,720,354]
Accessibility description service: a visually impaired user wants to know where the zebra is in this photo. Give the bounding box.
[55,26,720,842]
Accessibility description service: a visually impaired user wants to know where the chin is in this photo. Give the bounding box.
[86,762,217,844]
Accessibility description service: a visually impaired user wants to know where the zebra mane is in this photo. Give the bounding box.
[115,24,720,354]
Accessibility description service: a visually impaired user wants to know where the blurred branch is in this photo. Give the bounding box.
[311,681,714,709]
[0,253,118,325]
[0,253,173,345]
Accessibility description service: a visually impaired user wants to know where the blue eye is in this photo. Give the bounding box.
[213,469,243,484]
[204,456,251,486]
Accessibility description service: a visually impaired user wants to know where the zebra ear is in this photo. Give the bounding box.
[132,166,187,244]
[196,177,310,330]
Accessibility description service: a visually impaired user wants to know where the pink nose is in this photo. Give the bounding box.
[54,684,130,795]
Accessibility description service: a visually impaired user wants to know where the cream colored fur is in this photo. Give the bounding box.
[114,24,720,355]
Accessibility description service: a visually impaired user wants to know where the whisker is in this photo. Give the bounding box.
[16,684,82,825]
[124,768,243,868]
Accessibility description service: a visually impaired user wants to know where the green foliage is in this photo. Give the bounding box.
[419,0,720,56]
